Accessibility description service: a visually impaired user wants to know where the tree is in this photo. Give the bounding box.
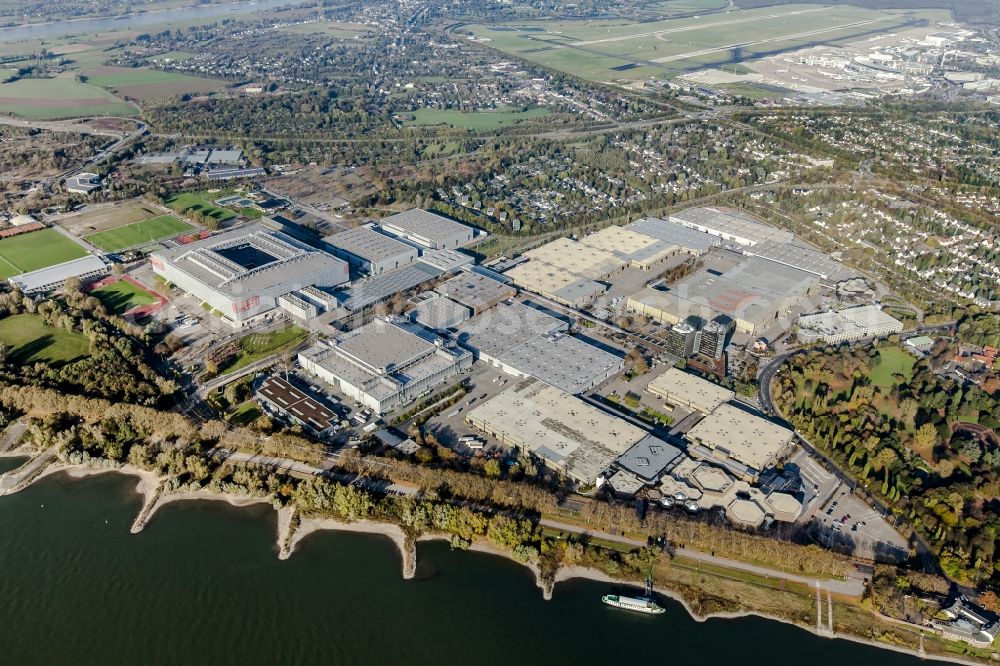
[914,423,938,451]
[483,458,501,479]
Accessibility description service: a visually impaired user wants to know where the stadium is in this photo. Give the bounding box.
[150,225,349,324]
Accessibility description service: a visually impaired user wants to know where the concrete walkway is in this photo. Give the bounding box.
[538,517,865,596]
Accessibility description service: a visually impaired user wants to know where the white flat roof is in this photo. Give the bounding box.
[647,367,735,413]
[686,403,793,472]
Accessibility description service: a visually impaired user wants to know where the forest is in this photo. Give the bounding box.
[773,342,1000,584]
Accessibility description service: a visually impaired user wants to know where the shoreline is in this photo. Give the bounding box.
[7,461,987,666]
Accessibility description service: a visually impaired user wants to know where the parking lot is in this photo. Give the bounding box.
[812,482,909,562]
[422,362,513,455]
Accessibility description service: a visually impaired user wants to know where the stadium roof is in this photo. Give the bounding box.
[9,255,107,293]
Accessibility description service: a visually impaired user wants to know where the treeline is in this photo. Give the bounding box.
[0,291,176,406]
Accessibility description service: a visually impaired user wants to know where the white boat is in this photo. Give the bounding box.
[601,593,665,615]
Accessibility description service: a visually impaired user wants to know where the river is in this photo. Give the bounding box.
[0,0,312,43]
[0,472,947,665]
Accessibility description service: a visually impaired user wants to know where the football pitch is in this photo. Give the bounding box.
[466,4,928,81]
[0,228,89,279]
[84,215,193,252]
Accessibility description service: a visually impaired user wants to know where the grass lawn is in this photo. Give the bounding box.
[92,280,157,314]
[83,214,193,251]
[405,107,550,131]
[227,401,262,427]
[0,228,88,279]
[871,346,916,388]
[221,325,308,374]
[0,313,90,365]
[0,77,135,119]
[166,192,238,224]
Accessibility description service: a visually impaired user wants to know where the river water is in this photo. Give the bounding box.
[0,472,945,665]
[0,0,312,43]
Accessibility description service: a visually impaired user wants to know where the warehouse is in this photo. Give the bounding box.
[523,237,627,280]
[407,292,471,331]
[670,207,793,247]
[685,403,795,481]
[578,226,677,270]
[435,271,515,315]
[150,225,349,324]
[625,217,719,255]
[457,301,623,394]
[503,261,606,308]
[379,209,475,249]
[627,257,818,334]
[466,378,646,484]
[323,225,419,275]
[796,305,903,344]
[745,240,845,280]
[298,317,472,414]
[647,367,735,414]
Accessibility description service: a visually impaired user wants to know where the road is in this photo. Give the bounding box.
[538,517,865,596]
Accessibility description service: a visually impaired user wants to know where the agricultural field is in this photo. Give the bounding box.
[403,107,551,131]
[165,191,238,225]
[0,228,88,279]
[279,20,374,38]
[83,214,193,252]
[0,314,90,365]
[465,4,928,82]
[82,66,226,101]
[0,76,135,119]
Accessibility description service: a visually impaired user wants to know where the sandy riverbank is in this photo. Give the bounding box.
[34,463,161,504]
[289,516,414,578]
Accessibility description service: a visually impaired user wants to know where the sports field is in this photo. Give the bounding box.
[0,313,90,365]
[92,280,158,314]
[0,76,135,119]
[466,4,926,81]
[404,107,551,130]
[82,66,225,101]
[84,215,193,251]
[166,192,238,224]
[0,228,89,279]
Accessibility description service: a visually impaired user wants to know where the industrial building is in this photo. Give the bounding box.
[614,435,683,482]
[9,255,109,294]
[647,367,735,414]
[627,258,818,334]
[625,217,719,255]
[407,292,472,331]
[503,260,606,308]
[255,375,339,438]
[578,226,677,270]
[466,378,646,484]
[298,317,472,414]
[523,237,627,280]
[670,207,794,247]
[150,225,349,324]
[796,305,904,344]
[435,271,516,315]
[323,225,419,275]
[745,240,845,280]
[457,301,623,394]
[379,209,475,249]
[685,403,795,481]
[336,262,442,312]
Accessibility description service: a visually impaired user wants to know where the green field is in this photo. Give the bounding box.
[0,313,90,365]
[221,326,308,374]
[405,107,551,131]
[0,228,89,279]
[83,69,204,88]
[227,401,263,427]
[871,346,916,388]
[466,4,925,81]
[166,192,238,224]
[83,215,193,251]
[92,280,158,314]
[0,77,135,119]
